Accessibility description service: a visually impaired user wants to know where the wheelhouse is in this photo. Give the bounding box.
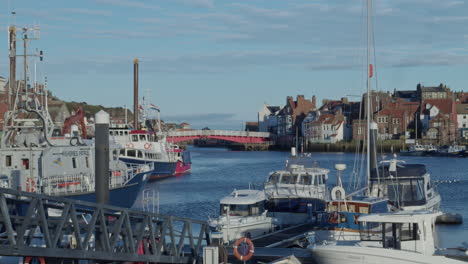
[357,212,440,255]
[219,190,266,217]
[370,164,434,207]
[266,165,328,186]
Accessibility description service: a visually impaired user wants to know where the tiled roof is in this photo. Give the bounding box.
[423,99,453,114]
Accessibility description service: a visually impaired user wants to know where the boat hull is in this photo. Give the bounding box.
[120,158,177,181]
[266,198,326,226]
[310,245,464,264]
[61,171,149,208]
[175,161,191,175]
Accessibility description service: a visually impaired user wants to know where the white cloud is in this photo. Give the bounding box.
[94,0,160,10]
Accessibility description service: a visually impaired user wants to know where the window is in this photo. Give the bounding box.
[127,150,136,157]
[85,157,90,168]
[139,135,146,141]
[281,175,297,184]
[5,156,12,167]
[358,127,362,135]
[119,149,125,155]
[119,131,123,136]
[299,175,312,185]
[109,131,113,136]
[132,135,138,141]
[137,151,143,158]
[22,159,30,170]
[72,157,77,169]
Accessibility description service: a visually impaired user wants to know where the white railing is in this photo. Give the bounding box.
[40,163,152,196]
[160,130,271,138]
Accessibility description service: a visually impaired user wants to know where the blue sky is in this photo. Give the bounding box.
[1,0,468,129]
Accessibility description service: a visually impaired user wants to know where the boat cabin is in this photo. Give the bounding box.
[357,211,440,256]
[369,164,436,208]
[325,196,388,214]
[219,190,266,217]
[265,165,329,188]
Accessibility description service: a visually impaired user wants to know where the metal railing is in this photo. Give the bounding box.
[0,187,210,263]
[40,163,152,196]
[162,130,271,138]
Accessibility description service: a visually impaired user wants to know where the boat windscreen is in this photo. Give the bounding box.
[387,178,426,206]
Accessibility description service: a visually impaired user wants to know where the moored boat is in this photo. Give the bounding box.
[208,189,276,244]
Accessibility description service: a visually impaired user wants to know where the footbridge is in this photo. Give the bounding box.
[163,130,272,144]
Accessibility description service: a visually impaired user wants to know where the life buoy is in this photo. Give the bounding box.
[112,170,122,177]
[144,143,152,150]
[26,178,36,193]
[24,256,46,264]
[126,143,134,148]
[331,186,346,201]
[233,237,254,261]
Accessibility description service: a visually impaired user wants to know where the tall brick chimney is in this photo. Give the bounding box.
[312,95,317,109]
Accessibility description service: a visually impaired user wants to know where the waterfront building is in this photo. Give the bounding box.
[276,95,316,146]
[456,103,468,140]
[245,121,259,132]
[375,100,419,140]
[257,104,281,133]
[417,83,452,101]
[420,98,457,144]
[302,110,346,143]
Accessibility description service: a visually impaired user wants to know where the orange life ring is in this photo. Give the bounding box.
[24,256,46,264]
[144,143,152,149]
[233,237,254,261]
[126,143,134,148]
[26,178,36,193]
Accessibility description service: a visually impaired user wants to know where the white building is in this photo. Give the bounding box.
[456,104,468,140]
[302,111,345,144]
[258,104,281,133]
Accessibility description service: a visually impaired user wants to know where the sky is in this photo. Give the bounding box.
[1,0,468,130]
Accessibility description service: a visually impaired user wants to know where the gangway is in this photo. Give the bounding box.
[251,223,315,248]
[0,187,210,263]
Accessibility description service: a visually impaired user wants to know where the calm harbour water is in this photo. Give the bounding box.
[134,147,468,248]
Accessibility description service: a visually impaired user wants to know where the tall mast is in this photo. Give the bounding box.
[8,25,16,112]
[366,0,372,188]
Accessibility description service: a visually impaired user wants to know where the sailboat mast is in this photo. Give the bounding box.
[366,0,372,189]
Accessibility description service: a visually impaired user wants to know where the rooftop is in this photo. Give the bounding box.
[220,189,265,205]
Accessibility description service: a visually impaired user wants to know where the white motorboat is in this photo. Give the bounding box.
[208,189,276,244]
[264,163,329,226]
[309,211,466,264]
[368,158,441,212]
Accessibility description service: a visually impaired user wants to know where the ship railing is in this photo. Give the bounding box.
[41,173,94,196]
[117,163,154,187]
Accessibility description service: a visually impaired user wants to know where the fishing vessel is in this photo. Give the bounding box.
[309,211,467,264]
[110,127,177,180]
[171,145,192,175]
[208,189,276,244]
[0,25,150,208]
[264,161,329,226]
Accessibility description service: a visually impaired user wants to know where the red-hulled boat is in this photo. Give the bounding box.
[170,146,192,175]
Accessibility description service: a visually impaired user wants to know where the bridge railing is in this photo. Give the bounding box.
[0,187,210,263]
[163,130,271,138]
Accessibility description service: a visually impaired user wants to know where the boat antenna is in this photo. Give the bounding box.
[366,0,372,192]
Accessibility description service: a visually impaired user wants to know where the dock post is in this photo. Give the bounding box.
[95,110,110,204]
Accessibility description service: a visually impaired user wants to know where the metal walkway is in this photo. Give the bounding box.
[0,187,210,263]
[252,223,315,248]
